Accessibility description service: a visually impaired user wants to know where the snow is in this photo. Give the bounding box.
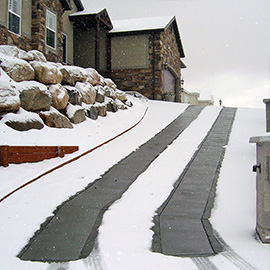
[0,98,269,269]
[110,16,175,33]
[1,108,43,124]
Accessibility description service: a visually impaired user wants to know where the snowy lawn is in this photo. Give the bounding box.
[0,98,269,269]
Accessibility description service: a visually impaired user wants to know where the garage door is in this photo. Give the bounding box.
[164,69,176,101]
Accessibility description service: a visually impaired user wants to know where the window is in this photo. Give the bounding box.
[8,0,21,35]
[63,34,67,63]
[46,10,57,48]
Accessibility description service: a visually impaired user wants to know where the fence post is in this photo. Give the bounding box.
[57,146,65,158]
[0,145,9,167]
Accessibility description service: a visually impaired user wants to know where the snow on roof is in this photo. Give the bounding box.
[70,7,106,17]
[110,16,175,33]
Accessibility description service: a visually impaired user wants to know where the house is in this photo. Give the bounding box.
[0,0,83,63]
[0,0,186,102]
[182,88,200,105]
[108,16,186,101]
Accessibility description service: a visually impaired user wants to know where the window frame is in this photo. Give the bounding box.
[8,0,22,35]
[46,9,57,49]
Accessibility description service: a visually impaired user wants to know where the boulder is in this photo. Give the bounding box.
[63,85,82,105]
[60,66,88,83]
[115,98,127,110]
[27,50,47,62]
[105,97,118,113]
[75,82,96,104]
[0,45,31,61]
[104,78,117,90]
[60,68,75,86]
[124,100,133,107]
[95,86,105,103]
[39,107,73,129]
[85,68,101,85]
[3,109,44,131]
[104,86,116,99]
[115,89,127,102]
[48,84,69,110]
[0,87,20,114]
[83,104,98,120]
[17,81,52,111]
[30,61,63,84]
[65,103,86,124]
[94,103,107,117]
[0,57,35,82]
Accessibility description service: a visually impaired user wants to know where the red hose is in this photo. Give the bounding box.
[0,106,148,203]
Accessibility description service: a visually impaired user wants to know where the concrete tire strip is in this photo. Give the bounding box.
[18,105,204,262]
[151,107,237,257]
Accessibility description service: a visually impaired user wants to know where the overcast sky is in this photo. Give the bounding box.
[83,0,270,108]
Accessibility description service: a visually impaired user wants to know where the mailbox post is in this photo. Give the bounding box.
[250,135,270,243]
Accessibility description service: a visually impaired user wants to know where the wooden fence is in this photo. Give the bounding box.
[0,145,79,167]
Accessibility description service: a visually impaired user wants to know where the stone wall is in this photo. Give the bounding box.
[0,25,32,52]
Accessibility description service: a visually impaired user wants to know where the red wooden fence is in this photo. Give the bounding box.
[0,145,79,167]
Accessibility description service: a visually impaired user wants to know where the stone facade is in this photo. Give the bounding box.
[0,0,64,63]
[32,0,64,62]
[0,25,32,52]
[110,23,183,101]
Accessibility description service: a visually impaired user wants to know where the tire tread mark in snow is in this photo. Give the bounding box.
[192,257,218,270]
[213,230,258,270]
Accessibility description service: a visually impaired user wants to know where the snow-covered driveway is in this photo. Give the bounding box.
[0,98,269,269]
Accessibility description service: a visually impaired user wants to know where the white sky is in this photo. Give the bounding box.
[82,0,270,108]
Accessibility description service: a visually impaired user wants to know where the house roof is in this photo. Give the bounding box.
[109,16,185,58]
[109,16,175,33]
[70,8,113,30]
[60,0,84,11]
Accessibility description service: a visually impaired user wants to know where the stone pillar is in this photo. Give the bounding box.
[263,99,270,132]
[250,136,270,243]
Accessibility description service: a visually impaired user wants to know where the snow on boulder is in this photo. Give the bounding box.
[60,68,75,86]
[0,45,31,61]
[0,87,20,114]
[65,103,86,124]
[115,89,127,102]
[39,107,73,129]
[63,85,82,105]
[27,50,47,62]
[75,82,96,104]
[124,100,133,107]
[94,103,107,117]
[17,81,52,111]
[0,54,35,82]
[115,98,127,110]
[82,103,98,120]
[48,84,69,110]
[60,66,88,83]
[95,85,105,103]
[0,68,20,114]
[30,61,63,84]
[2,108,44,131]
[104,97,118,113]
[85,68,101,86]
[104,86,116,100]
[104,78,117,90]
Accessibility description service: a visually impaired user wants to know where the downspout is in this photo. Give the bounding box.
[95,19,100,71]
[152,33,156,100]
[107,34,111,78]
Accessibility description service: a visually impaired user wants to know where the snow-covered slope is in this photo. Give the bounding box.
[0,99,268,270]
